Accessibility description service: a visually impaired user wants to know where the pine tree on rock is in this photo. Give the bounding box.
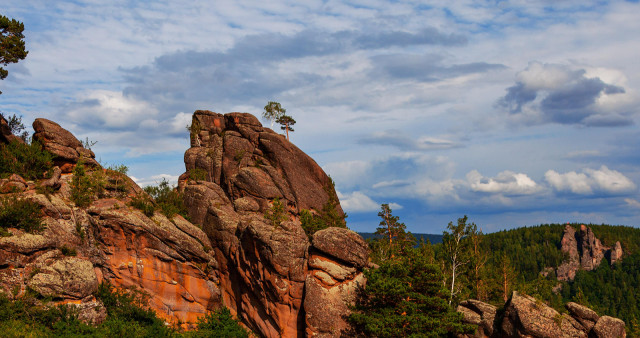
[262,101,296,140]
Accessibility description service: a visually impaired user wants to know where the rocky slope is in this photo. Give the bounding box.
[458,292,626,338]
[0,112,368,337]
[556,224,623,281]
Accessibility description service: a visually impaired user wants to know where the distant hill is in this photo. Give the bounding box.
[358,232,443,244]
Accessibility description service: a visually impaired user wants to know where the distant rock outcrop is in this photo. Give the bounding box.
[458,292,626,338]
[556,224,622,281]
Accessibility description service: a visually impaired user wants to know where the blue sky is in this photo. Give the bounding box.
[2,0,639,233]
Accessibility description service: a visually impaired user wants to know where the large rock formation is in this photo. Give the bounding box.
[556,224,623,281]
[32,118,100,172]
[0,112,368,336]
[179,111,366,337]
[458,292,626,338]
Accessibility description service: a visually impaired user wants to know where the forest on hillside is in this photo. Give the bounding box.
[360,203,640,337]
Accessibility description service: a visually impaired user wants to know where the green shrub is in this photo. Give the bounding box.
[95,283,174,336]
[189,168,207,181]
[70,160,106,207]
[0,139,53,180]
[0,195,44,233]
[264,197,288,228]
[299,179,348,237]
[143,178,188,219]
[186,307,249,338]
[106,164,129,193]
[129,194,156,217]
[60,245,77,257]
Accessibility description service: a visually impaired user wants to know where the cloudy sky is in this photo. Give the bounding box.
[2,0,640,233]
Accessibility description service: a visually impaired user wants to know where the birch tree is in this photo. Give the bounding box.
[442,215,473,305]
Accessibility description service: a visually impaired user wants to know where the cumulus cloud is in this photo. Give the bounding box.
[358,130,461,151]
[545,165,636,195]
[64,90,159,130]
[499,62,634,127]
[338,190,379,213]
[467,170,541,195]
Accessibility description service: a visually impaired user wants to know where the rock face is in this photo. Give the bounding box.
[179,111,366,337]
[32,118,100,172]
[458,292,626,338]
[556,224,623,281]
[0,119,220,326]
[1,112,367,336]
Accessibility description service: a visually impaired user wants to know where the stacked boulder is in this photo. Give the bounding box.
[458,292,626,338]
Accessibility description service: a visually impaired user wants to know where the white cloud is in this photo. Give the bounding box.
[338,190,380,213]
[545,166,636,195]
[545,170,592,194]
[65,90,158,129]
[467,170,540,195]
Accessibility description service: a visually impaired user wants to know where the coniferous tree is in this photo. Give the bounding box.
[469,224,489,301]
[1,14,28,94]
[372,203,415,263]
[348,249,474,337]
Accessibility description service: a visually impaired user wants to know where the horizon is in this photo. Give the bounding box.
[2,1,639,233]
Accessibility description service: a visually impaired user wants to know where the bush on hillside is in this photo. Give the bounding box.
[0,195,44,234]
[0,140,53,180]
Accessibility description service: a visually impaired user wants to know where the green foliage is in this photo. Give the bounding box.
[477,222,640,334]
[185,307,249,338]
[483,223,566,281]
[348,248,474,337]
[300,209,324,236]
[565,251,640,331]
[299,179,348,237]
[106,163,129,193]
[0,283,249,337]
[129,193,156,217]
[262,101,295,139]
[189,168,207,181]
[144,178,189,219]
[263,101,285,127]
[0,15,28,94]
[371,203,415,264]
[0,113,28,141]
[264,197,288,228]
[234,150,246,162]
[275,114,296,133]
[0,139,54,179]
[60,245,77,257]
[70,160,106,207]
[441,215,475,305]
[0,195,43,233]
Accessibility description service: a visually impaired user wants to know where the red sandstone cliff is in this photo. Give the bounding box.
[0,112,368,337]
